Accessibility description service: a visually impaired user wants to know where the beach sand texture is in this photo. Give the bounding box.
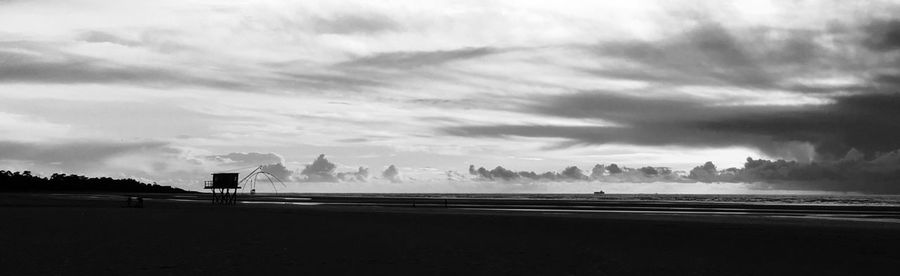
[2,193,899,275]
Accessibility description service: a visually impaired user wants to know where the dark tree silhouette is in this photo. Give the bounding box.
[0,170,191,193]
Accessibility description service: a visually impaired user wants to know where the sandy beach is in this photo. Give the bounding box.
[2,193,899,275]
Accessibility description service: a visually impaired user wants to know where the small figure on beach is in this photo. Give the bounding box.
[124,196,144,208]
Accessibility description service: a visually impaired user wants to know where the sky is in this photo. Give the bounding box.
[2,0,900,192]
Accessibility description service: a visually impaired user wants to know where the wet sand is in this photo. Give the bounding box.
[2,193,899,275]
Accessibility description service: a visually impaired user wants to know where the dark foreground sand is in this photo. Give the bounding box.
[2,193,899,275]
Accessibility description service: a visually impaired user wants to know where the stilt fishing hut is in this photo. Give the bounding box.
[204,173,240,204]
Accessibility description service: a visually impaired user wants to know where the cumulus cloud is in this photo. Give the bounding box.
[674,149,900,193]
[688,162,718,183]
[300,154,338,182]
[259,162,293,181]
[337,167,369,182]
[560,166,588,180]
[382,165,400,182]
[466,163,684,183]
[590,164,605,179]
[465,148,900,193]
[605,164,623,174]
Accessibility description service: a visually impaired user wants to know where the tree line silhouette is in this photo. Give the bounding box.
[0,170,191,193]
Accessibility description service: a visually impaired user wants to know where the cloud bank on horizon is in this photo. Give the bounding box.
[2,0,900,193]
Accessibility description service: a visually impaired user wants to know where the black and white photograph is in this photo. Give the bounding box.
[2,0,900,275]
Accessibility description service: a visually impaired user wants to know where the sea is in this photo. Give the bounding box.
[271,193,900,206]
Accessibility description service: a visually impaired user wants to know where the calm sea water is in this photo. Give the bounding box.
[275,193,900,206]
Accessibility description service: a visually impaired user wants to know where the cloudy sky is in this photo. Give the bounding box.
[2,0,900,190]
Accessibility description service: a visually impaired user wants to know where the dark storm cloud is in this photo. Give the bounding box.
[443,91,900,161]
[527,90,801,124]
[733,155,900,194]
[443,90,799,151]
[0,42,246,89]
[695,93,900,160]
[862,19,900,51]
[0,140,170,169]
[670,152,900,194]
[588,23,770,87]
[582,22,850,90]
[875,73,900,84]
[445,124,797,158]
[339,47,499,69]
[440,19,900,161]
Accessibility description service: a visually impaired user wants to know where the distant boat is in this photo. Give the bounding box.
[594,191,605,195]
